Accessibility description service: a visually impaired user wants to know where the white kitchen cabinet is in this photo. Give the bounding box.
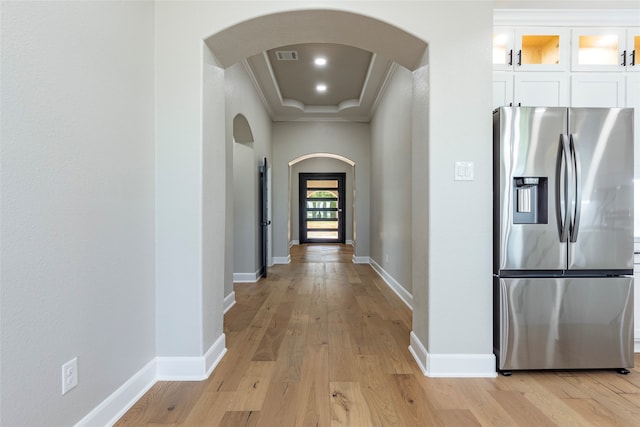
[570,73,626,107]
[493,27,569,72]
[493,73,569,108]
[571,28,628,71]
[492,72,514,109]
[513,73,569,107]
[626,28,640,72]
[493,28,515,72]
[570,28,640,72]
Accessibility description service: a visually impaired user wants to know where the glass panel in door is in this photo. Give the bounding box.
[521,35,560,65]
[299,173,345,244]
[576,33,620,65]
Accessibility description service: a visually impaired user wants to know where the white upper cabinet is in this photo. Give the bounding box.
[570,28,640,72]
[493,28,569,71]
[493,28,515,71]
[571,28,633,71]
[627,28,640,71]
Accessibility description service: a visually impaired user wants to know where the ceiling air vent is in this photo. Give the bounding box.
[275,50,298,61]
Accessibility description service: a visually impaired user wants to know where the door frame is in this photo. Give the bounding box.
[299,172,346,244]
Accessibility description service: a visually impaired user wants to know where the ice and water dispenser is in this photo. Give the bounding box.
[513,177,548,224]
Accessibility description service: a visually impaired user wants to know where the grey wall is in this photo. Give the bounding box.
[370,66,413,293]
[228,63,273,283]
[272,122,371,260]
[290,158,355,244]
[1,2,156,425]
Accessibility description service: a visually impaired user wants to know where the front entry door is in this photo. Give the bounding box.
[299,173,346,244]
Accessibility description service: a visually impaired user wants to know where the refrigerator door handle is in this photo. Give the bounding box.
[556,134,572,242]
[569,134,582,243]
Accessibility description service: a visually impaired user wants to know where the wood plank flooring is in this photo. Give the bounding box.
[116,244,640,426]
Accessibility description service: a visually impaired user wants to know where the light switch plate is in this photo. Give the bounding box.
[454,161,474,181]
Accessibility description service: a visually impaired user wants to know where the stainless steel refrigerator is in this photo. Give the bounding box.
[493,106,635,374]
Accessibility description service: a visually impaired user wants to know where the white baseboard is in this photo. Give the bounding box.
[352,255,370,264]
[409,331,429,376]
[290,240,299,247]
[157,334,227,381]
[75,359,157,427]
[346,239,354,246]
[224,291,236,314]
[409,331,497,378]
[204,334,227,378]
[233,270,260,283]
[369,258,413,310]
[273,255,291,264]
[78,335,227,426]
[635,337,640,353]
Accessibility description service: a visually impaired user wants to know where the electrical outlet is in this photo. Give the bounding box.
[61,357,78,395]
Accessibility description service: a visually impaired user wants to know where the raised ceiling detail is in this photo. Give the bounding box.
[268,43,371,106]
[245,43,394,122]
[204,9,428,122]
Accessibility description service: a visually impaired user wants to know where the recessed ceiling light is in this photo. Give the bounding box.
[314,57,327,66]
[316,84,327,93]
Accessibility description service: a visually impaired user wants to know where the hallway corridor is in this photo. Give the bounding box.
[116,245,640,426]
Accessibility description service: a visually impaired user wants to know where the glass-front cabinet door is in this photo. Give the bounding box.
[514,28,569,71]
[571,28,627,71]
[493,28,568,71]
[627,28,640,71]
[493,28,515,71]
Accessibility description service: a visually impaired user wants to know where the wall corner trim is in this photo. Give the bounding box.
[409,332,497,378]
[409,331,429,376]
[77,336,227,426]
[157,334,227,381]
[233,271,260,283]
[352,255,370,264]
[273,255,291,264]
[74,359,157,427]
[224,291,236,314]
[369,258,413,310]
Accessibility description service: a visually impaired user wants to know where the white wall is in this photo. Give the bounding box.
[272,122,371,260]
[370,66,413,293]
[1,2,155,425]
[228,64,273,284]
[202,46,228,359]
[290,158,355,244]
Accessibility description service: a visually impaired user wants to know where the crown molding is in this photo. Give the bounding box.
[494,9,640,27]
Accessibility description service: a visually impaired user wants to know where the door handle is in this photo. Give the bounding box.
[569,134,581,243]
[556,134,571,242]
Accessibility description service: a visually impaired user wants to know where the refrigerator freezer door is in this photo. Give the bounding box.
[494,107,568,271]
[495,276,634,371]
[568,108,634,271]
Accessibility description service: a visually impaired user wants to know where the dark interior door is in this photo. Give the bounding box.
[299,173,345,244]
[259,158,270,278]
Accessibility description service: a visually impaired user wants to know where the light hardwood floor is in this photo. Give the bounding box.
[116,244,640,426]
